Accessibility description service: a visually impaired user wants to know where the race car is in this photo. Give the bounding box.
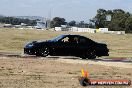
[24,34,109,59]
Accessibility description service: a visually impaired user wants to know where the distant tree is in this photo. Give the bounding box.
[76,21,84,28]
[0,17,37,26]
[89,23,95,28]
[68,20,76,26]
[109,9,130,31]
[94,9,107,28]
[125,16,132,33]
[50,17,67,28]
[92,8,132,33]
[76,21,89,28]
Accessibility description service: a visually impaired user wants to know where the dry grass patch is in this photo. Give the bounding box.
[0,57,131,88]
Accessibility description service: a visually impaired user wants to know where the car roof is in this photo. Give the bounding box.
[56,34,95,43]
[63,34,88,39]
[61,34,85,37]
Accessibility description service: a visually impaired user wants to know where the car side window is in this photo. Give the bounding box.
[61,37,69,42]
[79,38,87,43]
[73,37,79,43]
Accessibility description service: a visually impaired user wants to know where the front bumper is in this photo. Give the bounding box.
[24,48,36,55]
[96,49,109,57]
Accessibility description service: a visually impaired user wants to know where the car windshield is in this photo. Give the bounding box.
[50,35,66,42]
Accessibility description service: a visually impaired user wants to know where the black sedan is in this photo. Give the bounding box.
[24,34,109,59]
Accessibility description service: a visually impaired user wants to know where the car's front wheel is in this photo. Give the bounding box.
[37,47,50,57]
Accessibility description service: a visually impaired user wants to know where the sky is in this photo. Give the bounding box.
[0,0,132,22]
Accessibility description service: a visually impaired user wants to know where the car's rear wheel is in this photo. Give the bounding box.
[37,47,50,57]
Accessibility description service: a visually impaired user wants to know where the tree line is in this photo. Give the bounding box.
[93,9,132,33]
[50,17,89,28]
[0,17,36,26]
[50,9,132,33]
[0,9,132,33]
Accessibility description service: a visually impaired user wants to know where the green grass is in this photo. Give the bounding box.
[0,28,132,58]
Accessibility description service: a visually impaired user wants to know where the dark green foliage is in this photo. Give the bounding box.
[68,20,76,26]
[125,16,132,33]
[50,17,67,28]
[68,21,89,28]
[94,9,132,33]
[76,21,88,28]
[0,17,37,26]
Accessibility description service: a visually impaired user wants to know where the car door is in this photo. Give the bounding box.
[52,36,71,56]
[59,36,79,56]
[68,36,80,55]
[53,36,79,56]
[76,37,92,55]
[66,36,79,56]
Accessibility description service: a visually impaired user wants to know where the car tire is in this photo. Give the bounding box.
[37,47,50,57]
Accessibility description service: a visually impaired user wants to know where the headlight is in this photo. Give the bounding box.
[25,43,34,48]
[28,44,34,47]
